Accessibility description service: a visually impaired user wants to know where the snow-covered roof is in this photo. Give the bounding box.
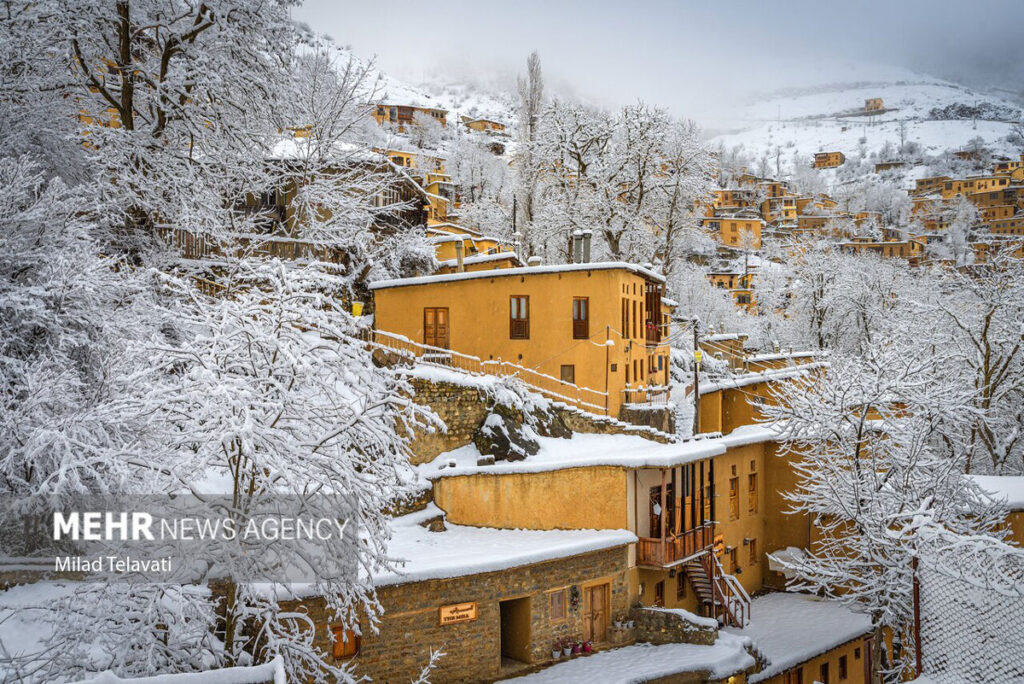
[370,261,665,290]
[968,475,1024,510]
[702,333,748,342]
[745,351,820,363]
[502,633,754,683]
[437,252,523,268]
[723,592,872,683]
[376,504,635,586]
[417,430,776,481]
[699,362,828,395]
[268,137,375,163]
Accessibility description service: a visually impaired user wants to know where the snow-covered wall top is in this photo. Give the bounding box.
[370,261,666,289]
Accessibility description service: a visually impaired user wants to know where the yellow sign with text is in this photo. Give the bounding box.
[439,602,478,625]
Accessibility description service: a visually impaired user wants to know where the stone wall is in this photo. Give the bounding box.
[406,377,676,465]
[631,606,718,646]
[618,405,675,434]
[407,378,490,464]
[280,546,631,683]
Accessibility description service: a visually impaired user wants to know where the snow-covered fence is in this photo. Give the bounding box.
[916,528,1024,683]
[361,329,610,415]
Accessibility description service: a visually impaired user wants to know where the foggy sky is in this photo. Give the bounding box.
[293,0,1024,126]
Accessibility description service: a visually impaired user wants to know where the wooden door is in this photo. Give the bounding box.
[582,584,608,643]
[423,307,449,349]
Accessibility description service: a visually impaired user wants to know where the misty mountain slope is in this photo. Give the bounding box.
[712,65,1022,171]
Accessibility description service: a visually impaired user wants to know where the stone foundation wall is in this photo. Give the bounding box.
[405,377,675,466]
[280,546,631,683]
[631,606,718,646]
[407,378,490,464]
[617,405,676,434]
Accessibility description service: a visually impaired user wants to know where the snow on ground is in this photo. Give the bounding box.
[712,66,1021,167]
[417,432,727,480]
[79,659,285,684]
[968,474,1024,510]
[723,592,872,683]
[374,503,635,587]
[501,634,754,683]
[0,581,80,674]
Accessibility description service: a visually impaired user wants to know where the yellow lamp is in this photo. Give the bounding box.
[352,301,364,317]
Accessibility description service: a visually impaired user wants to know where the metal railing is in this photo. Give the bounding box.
[636,524,715,567]
[361,329,609,415]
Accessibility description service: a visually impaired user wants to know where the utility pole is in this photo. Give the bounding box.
[692,319,702,435]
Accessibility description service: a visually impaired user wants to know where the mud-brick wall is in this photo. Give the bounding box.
[282,546,631,684]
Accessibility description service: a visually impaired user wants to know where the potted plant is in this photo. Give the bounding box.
[583,639,593,653]
[613,614,625,629]
[551,640,561,660]
[561,638,573,657]
[572,639,582,655]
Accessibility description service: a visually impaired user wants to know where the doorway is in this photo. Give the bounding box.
[423,307,449,348]
[582,583,609,643]
[499,597,532,664]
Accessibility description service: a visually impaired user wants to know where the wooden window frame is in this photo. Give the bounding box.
[547,587,568,623]
[839,654,848,680]
[748,473,758,514]
[819,662,830,684]
[729,476,740,520]
[509,295,530,339]
[331,626,361,660]
[653,580,665,607]
[676,571,686,599]
[748,538,758,565]
[573,297,589,339]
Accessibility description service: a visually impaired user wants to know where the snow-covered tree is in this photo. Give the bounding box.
[765,348,1006,681]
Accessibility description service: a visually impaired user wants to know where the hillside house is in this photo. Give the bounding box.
[864,97,884,112]
[371,103,448,131]
[370,261,673,420]
[701,216,764,250]
[813,152,846,169]
[874,160,905,173]
[461,116,507,134]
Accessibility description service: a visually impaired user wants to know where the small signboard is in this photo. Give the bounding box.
[439,602,478,625]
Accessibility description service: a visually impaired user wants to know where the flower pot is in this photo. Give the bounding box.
[563,647,573,657]
[572,645,581,655]
[583,643,593,653]
[613,621,623,630]
[552,650,560,660]
[626,620,634,629]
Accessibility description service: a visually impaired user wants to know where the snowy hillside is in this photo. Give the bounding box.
[711,64,1022,172]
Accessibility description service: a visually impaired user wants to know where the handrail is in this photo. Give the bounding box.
[362,328,610,415]
[703,551,752,628]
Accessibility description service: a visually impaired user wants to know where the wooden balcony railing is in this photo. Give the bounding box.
[636,524,715,567]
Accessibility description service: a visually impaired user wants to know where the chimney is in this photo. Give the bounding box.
[455,240,465,272]
[581,230,592,263]
[571,230,583,264]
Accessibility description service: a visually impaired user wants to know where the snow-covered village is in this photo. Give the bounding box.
[2,1,1024,682]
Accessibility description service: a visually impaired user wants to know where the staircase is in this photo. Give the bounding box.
[684,551,752,628]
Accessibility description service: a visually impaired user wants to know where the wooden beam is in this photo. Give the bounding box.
[660,469,667,564]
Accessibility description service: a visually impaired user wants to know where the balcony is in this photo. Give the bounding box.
[636,524,715,568]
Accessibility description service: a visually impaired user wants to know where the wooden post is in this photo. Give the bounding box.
[660,469,667,564]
